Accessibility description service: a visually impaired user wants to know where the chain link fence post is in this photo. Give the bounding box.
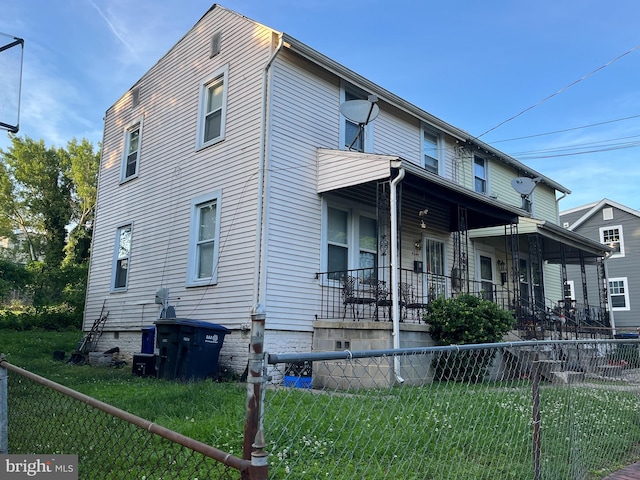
[0,355,7,454]
[243,304,268,480]
[532,354,541,480]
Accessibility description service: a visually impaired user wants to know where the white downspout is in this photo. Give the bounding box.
[390,167,405,384]
[254,34,284,307]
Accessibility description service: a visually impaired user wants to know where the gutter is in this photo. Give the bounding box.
[390,167,405,384]
[254,34,285,308]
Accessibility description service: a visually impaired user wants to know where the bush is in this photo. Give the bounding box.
[0,304,81,331]
[424,293,515,382]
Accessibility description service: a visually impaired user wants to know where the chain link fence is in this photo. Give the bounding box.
[1,360,252,480]
[265,339,640,479]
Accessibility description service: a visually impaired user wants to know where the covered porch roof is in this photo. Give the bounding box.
[317,148,527,231]
[469,217,613,264]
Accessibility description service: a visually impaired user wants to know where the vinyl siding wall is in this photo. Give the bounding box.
[85,8,274,331]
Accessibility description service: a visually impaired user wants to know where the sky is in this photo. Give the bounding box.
[1,0,639,212]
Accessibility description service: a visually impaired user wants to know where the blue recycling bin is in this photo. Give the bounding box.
[155,319,230,381]
[141,326,156,354]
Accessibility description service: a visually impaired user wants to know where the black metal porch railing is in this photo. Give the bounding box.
[316,268,612,338]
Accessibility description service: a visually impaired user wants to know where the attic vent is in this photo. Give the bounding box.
[563,222,570,228]
[210,32,222,58]
[131,87,140,108]
[603,207,614,220]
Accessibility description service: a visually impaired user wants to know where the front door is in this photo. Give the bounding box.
[479,254,494,301]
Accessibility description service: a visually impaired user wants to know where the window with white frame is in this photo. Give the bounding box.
[197,66,228,149]
[473,155,487,194]
[187,191,222,286]
[422,127,441,175]
[341,85,373,153]
[564,280,575,300]
[608,277,630,310]
[326,205,377,282]
[599,225,624,257]
[112,224,132,291]
[120,117,143,182]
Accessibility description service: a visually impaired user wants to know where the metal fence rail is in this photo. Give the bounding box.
[265,340,640,479]
[1,359,250,480]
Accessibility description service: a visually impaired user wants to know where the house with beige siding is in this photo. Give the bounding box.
[85,4,612,376]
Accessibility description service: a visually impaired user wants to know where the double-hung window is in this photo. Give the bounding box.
[326,205,377,283]
[112,224,132,291]
[599,225,624,257]
[187,191,222,286]
[609,278,630,310]
[422,127,441,175]
[473,155,487,194]
[197,65,228,149]
[120,117,143,182]
[341,84,373,153]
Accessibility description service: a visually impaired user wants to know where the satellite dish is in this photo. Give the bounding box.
[340,97,379,125]
[511,177,541,196]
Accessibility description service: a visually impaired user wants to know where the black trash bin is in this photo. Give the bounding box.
[155,319,230,381]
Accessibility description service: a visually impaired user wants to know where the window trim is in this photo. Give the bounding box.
[564,280,575,301]
[473,154,488,194]
[608,277,630,311]
[599,225,625,258]
[340,82,374,153]
[120,116,143,183]
[186,190,222,287]
[196,65,229,150]
[111,223,133,292]
[421,124,442,175]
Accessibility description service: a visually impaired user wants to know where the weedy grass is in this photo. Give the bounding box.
[2,330,640,479]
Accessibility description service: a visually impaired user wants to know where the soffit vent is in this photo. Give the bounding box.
[210,32,222,58]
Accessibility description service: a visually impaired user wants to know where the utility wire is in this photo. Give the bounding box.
[490,114,640,144]
[476,44,640,140]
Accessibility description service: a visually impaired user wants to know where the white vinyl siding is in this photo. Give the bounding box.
[196,65,229,149]
[120,117,143,182]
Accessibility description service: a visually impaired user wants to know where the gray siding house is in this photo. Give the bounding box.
[84,5,611,379]
[561,199,640,332]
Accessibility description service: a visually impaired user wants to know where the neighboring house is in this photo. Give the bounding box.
[560,199,640,333]
[84,5,611,378]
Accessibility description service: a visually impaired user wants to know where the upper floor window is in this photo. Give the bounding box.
[473,155,487,194]
[197,65,228,149]
[341,84,373,153]
[187,190,222,286]
[609,278,630,311]
[521,194,533,213]
[599,225,624,257]
[422,127,441,175]
[120,117,143,182]
[111,224,132,291]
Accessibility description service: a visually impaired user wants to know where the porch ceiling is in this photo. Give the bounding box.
[469,217,612,264]
[317,149,526,231]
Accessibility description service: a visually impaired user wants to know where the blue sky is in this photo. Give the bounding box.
[1,0,639,211]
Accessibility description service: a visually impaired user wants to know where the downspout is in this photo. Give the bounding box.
[254,34,285,308]
[390,167,405,384]
[555,191,568,223]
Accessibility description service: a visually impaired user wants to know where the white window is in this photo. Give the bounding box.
[473,155,487,194]
[564,280,575,300]
[120,117,143,182]
[196,66,228,149]
[111,224,132,291]
[340,84,373,153]
[422,127,441,175]
[325,205,377,282]
[187,191,222,286]
[609,278,630,311]
[599,225,624,257]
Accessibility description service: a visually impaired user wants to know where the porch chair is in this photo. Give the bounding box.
[375,281,392,320]
[342,276,376,320]
[400,282,428,322]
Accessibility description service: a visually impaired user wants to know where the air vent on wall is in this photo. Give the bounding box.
[131,86,140,108]
[210,32,222,58]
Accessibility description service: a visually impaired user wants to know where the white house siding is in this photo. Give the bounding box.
[531,184,559,223]
[374,106,420,162]
[85,9,275,335]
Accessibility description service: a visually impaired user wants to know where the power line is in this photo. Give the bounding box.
[476,44,640,140]
[490,114,640,144]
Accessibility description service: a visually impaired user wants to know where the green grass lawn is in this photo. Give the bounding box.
[3,329,640,479]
